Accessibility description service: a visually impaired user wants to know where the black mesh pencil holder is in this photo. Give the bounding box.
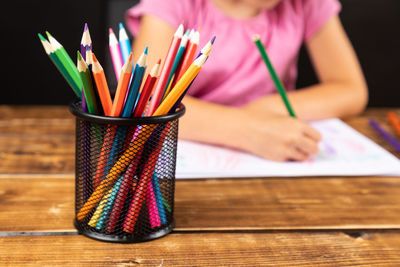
[69,101,185,243]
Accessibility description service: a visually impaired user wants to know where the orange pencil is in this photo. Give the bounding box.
[388,111,400,138]
[91,53,112,116]
[91,53,133,187]
[110,53,134,117]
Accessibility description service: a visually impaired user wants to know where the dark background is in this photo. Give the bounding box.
[2,0,400,106]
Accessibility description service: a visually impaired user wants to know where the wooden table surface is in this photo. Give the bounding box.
[1,106,400,266]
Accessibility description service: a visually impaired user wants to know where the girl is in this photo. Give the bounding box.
[126,0,368,161]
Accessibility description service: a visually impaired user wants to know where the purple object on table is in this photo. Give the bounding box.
[369,118,400,153]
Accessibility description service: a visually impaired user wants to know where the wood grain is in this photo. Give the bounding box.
[1,232,400,266]
[1,176,400,232]
[345,109,400,157]
[0,107,399,175]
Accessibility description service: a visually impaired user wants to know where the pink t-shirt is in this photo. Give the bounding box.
[126,0,341,107]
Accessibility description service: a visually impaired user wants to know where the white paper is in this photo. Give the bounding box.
[175,119,400,178]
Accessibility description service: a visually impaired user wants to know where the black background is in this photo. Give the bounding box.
[2,0,400,106]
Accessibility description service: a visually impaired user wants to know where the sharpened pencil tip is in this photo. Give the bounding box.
[109,28,114,34]
[38,33,47,41]
[77,51,83,61]
[193,24,197,31]
[92,52,98,62]
[157,59,161,64]
[84,23,88,32]
[185,29,190,35]
[45,31,52,38]
[252,34,261,41]
[119,22,124,30]
[144,46,148,54]
[211,36,216,44]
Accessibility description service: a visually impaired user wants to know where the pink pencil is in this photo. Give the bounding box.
[146,24,184,115]
[109,28,124,82]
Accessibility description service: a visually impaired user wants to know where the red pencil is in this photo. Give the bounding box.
[146,24,184,116]
[175,29,199,82]
[133,59,161,117]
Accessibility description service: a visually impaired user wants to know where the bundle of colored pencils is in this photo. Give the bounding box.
[39,23,215,234]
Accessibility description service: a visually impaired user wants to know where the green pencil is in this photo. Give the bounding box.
[77,51,98,114]
[253,34,296,117]
[38,33,81,99]
[46,31,82,98]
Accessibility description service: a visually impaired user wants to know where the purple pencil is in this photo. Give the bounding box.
[80,23,93,202]
[80,23,92,112]
[369,119,400,153]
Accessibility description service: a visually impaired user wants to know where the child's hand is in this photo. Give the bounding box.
[234,110,322,161]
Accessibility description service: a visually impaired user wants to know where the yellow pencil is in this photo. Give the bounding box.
[88,188,112,227]
[154,54,207,116]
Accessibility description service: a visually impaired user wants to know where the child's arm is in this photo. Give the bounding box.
[133,15,321,161]
[245,15,368,120]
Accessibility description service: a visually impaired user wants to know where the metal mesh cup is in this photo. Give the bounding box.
[69,101,185,243]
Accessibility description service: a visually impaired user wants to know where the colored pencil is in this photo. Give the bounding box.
[118,22,132,63]
[92,125,117,188]
[80,24,92,112]
[369,119,400,153]
[253,34,296,117]
[170,36,216,112]
[46,31,82,98]
[91,53,113,116]
[154,54,208,116]
[175,28,200,82]
[387,111,400,138]
[77,51,98,114]
[198,36,215,58]
[91,53,133,188]
[88,187,113,227]
[105,154,141,232]
[146,24,184,115]
[152,173,167,224]
[80,23,92,60]
[95,175,124,229]
[133,59,161,117]
[162,30,190,99]
[109,28,124,81]
[38,33,80,98]
[110,53,134,117]
[122,47,148,118]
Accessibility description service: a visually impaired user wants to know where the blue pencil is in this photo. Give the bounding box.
[162,30,190,99]
[152,173,167,224]
[119,23,132,63]
[95,175,124,230]
[122,47,148,118]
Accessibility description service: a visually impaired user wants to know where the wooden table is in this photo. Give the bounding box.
[1,106,400,266]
